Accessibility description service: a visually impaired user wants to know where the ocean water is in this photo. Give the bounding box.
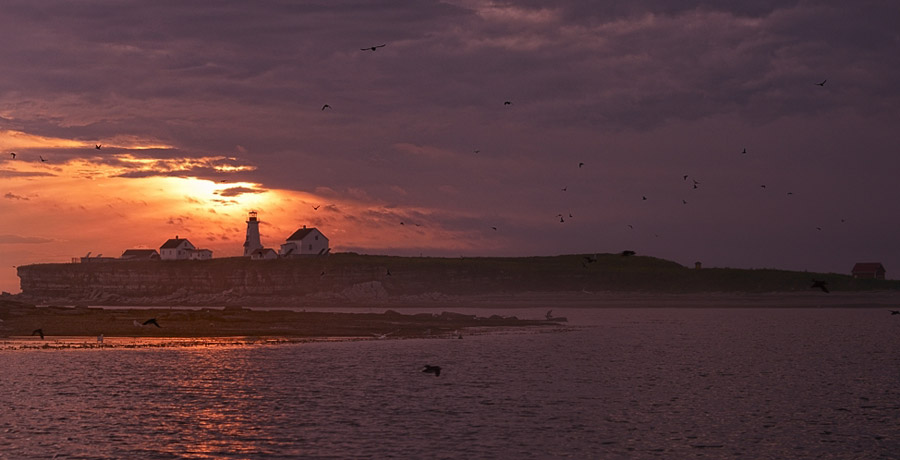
[1,307,899,459]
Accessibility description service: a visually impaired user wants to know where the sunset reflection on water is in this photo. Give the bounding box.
[2,309,899,459]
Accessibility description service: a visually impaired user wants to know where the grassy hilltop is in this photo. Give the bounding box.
[16,253,900,302]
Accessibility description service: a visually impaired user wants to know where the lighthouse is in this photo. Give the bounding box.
[243,211,263,256]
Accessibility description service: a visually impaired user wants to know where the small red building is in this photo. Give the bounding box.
[851,263,885,280]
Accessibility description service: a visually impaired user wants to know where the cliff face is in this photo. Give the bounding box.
[15,253,900,305]
[17,253,680,303]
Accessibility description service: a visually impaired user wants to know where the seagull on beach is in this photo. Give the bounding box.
[142,318,162,328]
[422,365,441,377]
[31,328,44,340]
[372,330,397,339]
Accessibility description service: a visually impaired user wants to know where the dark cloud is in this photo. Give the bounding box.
[0,234,54,244]
[0,169,56,178]
[215,186,267,197]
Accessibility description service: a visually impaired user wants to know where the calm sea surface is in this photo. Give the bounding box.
[2,307,899,459]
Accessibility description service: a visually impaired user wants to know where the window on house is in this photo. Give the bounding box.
[315,235,318,240]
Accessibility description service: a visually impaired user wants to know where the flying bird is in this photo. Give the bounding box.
[503,101,512,105]
[39,156,47,162]
[742,148,747,154]
[9,152,15,159]
[491,226,497,231]
[816,79,827,86]
[422,365,441,377]
[474,149,480,154]
[578,162,584,168]
[142,318,162,328]
[682,199,687,204]
[811,279,829,293]
[312,205,320,210]
[321,104,331,111]
[683,175,689,181]
[361,44,386,51]
[95,144,102,150]
[561,187,567,192]
[31,328,44,340]
[642,196,647,201]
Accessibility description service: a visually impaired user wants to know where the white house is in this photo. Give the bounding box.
[190,249,213,260]
[279,226,329,257]
[159,237,213,260]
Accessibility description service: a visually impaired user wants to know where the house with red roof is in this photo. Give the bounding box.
[851,262,885,280]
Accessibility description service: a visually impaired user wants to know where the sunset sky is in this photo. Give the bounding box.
[2,1,899,293]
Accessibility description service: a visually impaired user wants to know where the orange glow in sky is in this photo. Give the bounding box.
[0,132,486,293]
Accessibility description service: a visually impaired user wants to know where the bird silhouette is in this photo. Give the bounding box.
[142,318,162,328]
[642,196,647,201]
[31,328,44,340]
[682,199,687,204]
[742,148,747,154]
[9,152,15,159]
[361,44,386,51]
[816,79,827,86]
[683,175,689,181]
[39,156,47,162]
[474,149,480,154]
[422,365,441,377]
[578,162,584,168]
[561,186,567,192]
[889,310,899,315]
[491,226,497,231]
[95,144,102,150]
[312,205,320,210]
[503,101,512,105]
[321,104,331,111]
[811,279,829,293]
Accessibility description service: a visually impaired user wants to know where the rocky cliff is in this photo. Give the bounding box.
[15,253,900,306]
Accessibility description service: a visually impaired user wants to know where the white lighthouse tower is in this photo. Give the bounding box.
[243,211,263,256]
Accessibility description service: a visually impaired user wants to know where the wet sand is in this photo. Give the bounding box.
[0,301,560,343]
